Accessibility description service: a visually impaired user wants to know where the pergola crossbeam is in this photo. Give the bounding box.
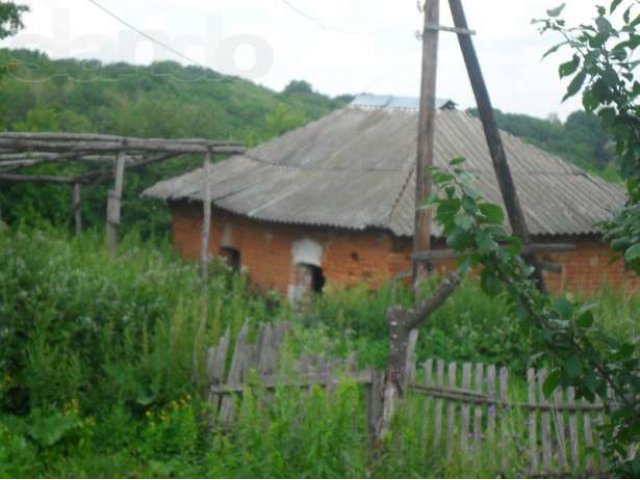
[0,132,246,256]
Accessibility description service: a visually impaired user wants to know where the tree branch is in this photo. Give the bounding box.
[408,272,461,330]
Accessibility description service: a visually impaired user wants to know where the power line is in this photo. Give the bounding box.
[86,0,409,97]
[282,0,403,35]
[85,0,206,68]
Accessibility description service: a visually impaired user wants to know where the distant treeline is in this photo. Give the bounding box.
[0,49,351,236]
[466,107,618,181]
[0,49,619,238]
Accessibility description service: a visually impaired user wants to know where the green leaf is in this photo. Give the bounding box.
[563,69,587,101]
[576,309,594,329]
[542,42,565,59]
[432,170,453,184]
[480,269,502,296]
[610,0,623,14]
[454,213,473,230]
[476,228,496,254]
[547,3,566,18]
[543,370,562,397]
[462,196,478,214]
[559,55,580,78]
[424,192,440,206]
[436,199,461,223]
[553,297,574,318]
[624,243,640,262]
[478,203,505,224]
[595,15,613,34]
[28,413,78,447]
[564,356,582,379]
[505,235,523,255]
[447,227,472,250]
[450,157,466,166]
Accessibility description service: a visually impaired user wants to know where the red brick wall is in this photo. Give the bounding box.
[170,201,638,296]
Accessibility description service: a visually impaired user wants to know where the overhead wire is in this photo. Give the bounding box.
[85,0,206,68]
[85,0,416,97]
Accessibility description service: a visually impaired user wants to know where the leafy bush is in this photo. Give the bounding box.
[302,279,534,372]
[0,226,283,416]
[0,226,636,477]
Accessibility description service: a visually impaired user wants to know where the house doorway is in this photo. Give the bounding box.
[218,246,241,271]
[295,262,326,295]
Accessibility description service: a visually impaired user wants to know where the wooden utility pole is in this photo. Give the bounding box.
[378,0,550,442]
[413,0,441,288]
[448,0,546,292]
[71,182,82,235]
[199,150,212,281]
[106,150,126,256]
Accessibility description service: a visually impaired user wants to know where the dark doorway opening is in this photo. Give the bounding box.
[218,246,241,271]
[295,263,326,295]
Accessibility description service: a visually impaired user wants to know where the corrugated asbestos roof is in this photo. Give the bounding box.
[143,97,626,238]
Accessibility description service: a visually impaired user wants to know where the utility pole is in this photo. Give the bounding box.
[413,0,441,289]
[448,0,546,292]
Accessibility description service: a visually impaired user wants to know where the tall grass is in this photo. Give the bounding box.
[0,226,285,414]
[0,226,635,477]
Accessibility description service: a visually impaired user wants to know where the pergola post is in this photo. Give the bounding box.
[71,182,82,235]
[199,150,212,281]
[106,150,126,256]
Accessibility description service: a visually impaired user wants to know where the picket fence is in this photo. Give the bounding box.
[205,322,608,476]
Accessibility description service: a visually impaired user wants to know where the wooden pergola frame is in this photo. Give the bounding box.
[0,132,245,257]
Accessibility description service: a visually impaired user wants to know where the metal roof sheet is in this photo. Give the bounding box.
[143,105,626,238]
[350,94,454,110]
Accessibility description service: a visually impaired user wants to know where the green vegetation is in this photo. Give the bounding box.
[428,153,640,475]
[0,226,637,477]
[537,1,640,474]
[0,47,624,241]
[0,49,351,237]
[466,107,620,181]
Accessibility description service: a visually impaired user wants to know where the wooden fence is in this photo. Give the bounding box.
[205,322,608,476]
[410,359,607,476]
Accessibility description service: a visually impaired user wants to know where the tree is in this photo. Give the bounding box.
[0,2,28,77]
[0,2,28,39]
[514,2,640,474]
[406,3,639,475]
[282,79,313,95]
[536,2,640,273]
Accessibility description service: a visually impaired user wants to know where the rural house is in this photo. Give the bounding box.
[143,95,636,298]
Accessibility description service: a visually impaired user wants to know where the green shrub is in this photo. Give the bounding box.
[0,226,635,477]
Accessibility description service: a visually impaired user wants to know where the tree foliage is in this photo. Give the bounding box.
[0,2,27,40]
[0,50,351,236]
[466,107,617,178]
[536,1,640,280]
[428,158,639,476]
[426,3,640,474]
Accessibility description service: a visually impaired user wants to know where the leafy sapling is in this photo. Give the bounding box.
[428,158,639,476]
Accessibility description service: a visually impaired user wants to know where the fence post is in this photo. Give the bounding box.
[537,369,553,472]
[71,182,81,235]
[446,362,457,457]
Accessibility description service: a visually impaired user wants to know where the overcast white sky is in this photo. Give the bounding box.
[6,0,605,119]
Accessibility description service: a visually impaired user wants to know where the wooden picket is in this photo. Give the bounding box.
[205,321,375,428]
[205,323,609,477]
[414,358,607,476]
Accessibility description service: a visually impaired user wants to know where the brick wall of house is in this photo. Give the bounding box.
[170,201,638,296]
